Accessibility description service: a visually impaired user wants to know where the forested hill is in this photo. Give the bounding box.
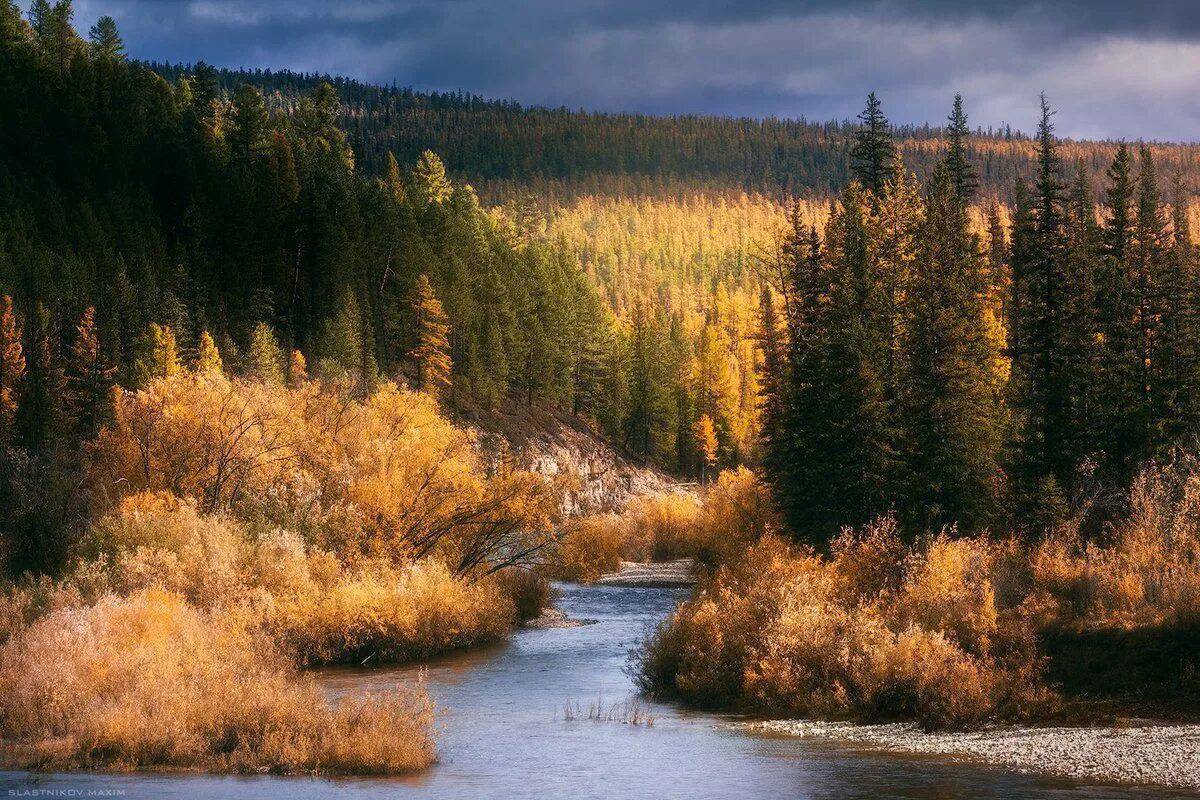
[148,62,1200,201]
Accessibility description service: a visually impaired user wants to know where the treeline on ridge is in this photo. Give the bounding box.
[147,63,1200,202]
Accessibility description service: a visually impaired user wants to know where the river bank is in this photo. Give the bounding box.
[746,719,1200,790]
[8,583,1192,799]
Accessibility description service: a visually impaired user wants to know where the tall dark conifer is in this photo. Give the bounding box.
[850,92,897,198]
[944,93,979,205]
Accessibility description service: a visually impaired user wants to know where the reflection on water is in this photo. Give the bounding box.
[2,583,1196,800]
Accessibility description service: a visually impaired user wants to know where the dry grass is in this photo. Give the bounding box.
[638,458,1200,730]
[0,589,434,774]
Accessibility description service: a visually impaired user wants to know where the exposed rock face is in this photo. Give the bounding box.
[453,397,675,515]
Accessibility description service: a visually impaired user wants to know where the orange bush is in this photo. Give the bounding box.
[0,590,434,774]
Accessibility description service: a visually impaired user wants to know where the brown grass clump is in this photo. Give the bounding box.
[0,589,434,774]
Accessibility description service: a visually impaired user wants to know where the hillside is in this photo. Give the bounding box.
[151,62,1200,201]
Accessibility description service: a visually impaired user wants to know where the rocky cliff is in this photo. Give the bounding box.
[451,398,676,515]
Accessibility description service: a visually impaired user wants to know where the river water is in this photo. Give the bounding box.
[2,583,1196,799]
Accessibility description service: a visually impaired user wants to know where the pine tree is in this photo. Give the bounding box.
[0,296,24,446]
[693,414,718,483]
[1130,146,1166,462]
[850,92,897,198]
[195,331,223,376]
[901,165,1001,531]
[413,150,452,206]
[408,274,452,396]
[1007,95,1073,526]
[65,307,115,438]
[87,14,122,60]
[943,93,979,205]
[246,322,285,386]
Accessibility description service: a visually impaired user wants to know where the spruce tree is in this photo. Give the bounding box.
[0,296,24,446]
[86,14,122,60]
[850,92,897,198]
[409,274,452,396]
[1096,143,1139,484]
[943,93,979,205]
[246,322,285,386]
[1007,95,1073,526]
[901,165,1001,531]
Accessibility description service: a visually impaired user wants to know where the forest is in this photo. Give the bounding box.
[1,1,1199,790]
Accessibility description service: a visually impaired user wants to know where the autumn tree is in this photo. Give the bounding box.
[693,414,718,483]
[408,274,452,396]
[195,331,223,376]
[0,296,24,445]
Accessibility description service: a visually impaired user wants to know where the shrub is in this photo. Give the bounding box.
[491,567,553,622]
[551,467,774,581]
[270,560,514,666]
[639,530,1050,730]
[0,590,434,774]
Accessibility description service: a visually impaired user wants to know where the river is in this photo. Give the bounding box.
[2,583,1196,799]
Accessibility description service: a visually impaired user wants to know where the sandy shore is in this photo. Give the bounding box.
[744,719,1200,790]
[594,558,697,587]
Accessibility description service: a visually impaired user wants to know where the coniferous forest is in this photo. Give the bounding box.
[2,3,1200,793]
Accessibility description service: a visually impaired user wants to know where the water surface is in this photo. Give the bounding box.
[3,583,1195,799]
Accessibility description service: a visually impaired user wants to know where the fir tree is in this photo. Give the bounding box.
[86,14,122,60]
[0,296,24,445]
[943,93,979,205]
[850,92,897,198]
[246,322,285,386]
[408,274,452,396]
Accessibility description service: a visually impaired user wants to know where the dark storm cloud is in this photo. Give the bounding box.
[73,1,1200,140]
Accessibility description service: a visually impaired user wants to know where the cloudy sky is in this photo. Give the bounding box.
[73,1,1200,141]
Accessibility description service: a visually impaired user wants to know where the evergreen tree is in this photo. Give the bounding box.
[1007,95,1072,525]
[65,307,114,438]
[0,296,24,445]
[246,322,285,386]
[86,14,122,60]
[133,323,182,386]
[850,92,897,197]
[1155,181,1200,446]
[317,288,365,383]
[195,331,223,376]
[943,93,979,205]
[901,165,1001,531]
[408,274,452,396]
[413,150,452,206]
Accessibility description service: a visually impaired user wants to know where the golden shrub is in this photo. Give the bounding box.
[0,590,434,774]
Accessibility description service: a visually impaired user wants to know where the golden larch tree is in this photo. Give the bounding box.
[409,274,452,396]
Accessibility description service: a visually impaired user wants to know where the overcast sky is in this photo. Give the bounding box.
[73,1,1200,141]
